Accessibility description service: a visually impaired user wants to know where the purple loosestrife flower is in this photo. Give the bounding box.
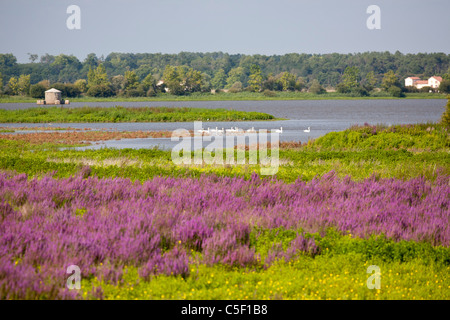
[0,171,448,298]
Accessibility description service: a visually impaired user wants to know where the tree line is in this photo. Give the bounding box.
[0,51,449,98]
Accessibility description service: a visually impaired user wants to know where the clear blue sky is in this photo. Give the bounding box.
[1,0,449,63]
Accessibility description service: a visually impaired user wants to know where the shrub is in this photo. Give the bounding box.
[228,81,242,93]
[388,86,405,97]
[30,84,46,99]
[419,86,432,93]
[146,87,157,97]
[309,80,325,94]
[438,80,450,94]
[87,84,114,97]
[74,79,88,93]
[263,89,277,97]
[125,88,146,97]
[349,86,369,97]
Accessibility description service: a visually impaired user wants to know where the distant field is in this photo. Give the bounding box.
[0,92,447,103]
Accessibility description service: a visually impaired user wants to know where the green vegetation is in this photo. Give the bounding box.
[0,92,446,104]
[0,122,448,183]
[0,112,449,300]
[1,52,449,99]
[82,229,449,300]
[0,106,275,123]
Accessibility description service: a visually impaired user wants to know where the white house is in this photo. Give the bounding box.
[405,76,442,89]
[415,80,429,89]
[405,77,420,87]
[428,76,442,89]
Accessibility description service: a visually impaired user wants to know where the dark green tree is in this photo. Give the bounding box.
[226,67,245,89]
[337,66,360,93]
[211,69,227,90]
[30,83,46,98]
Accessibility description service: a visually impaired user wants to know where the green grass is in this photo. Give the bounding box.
[80,229,450,300]
[1,121,449,300]
[0,106,276,123]
[0,122,448,183]
[0,92,446,103]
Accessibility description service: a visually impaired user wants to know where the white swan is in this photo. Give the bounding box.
[246,127,256,133]
[197,128,210,134]
[226,127,238,134]
[303,127,310,133]
[275,127,283,133]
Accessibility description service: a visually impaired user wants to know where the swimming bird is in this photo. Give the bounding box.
[197,128,210,134]
[275,127,283,133]
[246,127,256,133]
[303,127,310,133]
[226,127,238,134]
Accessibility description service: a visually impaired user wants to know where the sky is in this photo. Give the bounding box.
[0,0,449,63]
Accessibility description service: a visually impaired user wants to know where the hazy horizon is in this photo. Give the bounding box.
[1,0,449,63]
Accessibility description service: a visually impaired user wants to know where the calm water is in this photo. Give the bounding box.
[0,99,446,150]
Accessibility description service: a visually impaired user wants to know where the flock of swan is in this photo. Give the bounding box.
[196,126,311,135]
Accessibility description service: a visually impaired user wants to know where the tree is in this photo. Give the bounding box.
[211,69,227,90]
[228,81,243,93]
[88,64,109,88]
[226,67,245,88]
[439,80,450,94]
[94,64,109,85]
[337,66,360,93]
[141,73,156,91]
[0,72,3,93]
[87,67,95,88]
[388,85,404,97]
[278,72,298,91]
[27,53,38,63]
[74,79,88,93]
[163,65,184,95]
[111,75,127,94]
[124,70,139,90]
[30,83,46,98]
[381,70,401,91]
[17,74,31,95]
[7,77,19,95]
[86,84,114,97]
[248,65,263,92]
[39,53,55,64]
[83,53,99,69]
[162,65,203,95]
[363,71,377,91]
[309,79,325,94]
[184,68,203,93]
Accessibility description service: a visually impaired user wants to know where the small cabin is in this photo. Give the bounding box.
[37,88,70,105]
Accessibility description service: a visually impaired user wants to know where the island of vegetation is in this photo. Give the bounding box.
[0,106,276,123]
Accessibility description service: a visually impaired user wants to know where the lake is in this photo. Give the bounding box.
[0,99,446,150]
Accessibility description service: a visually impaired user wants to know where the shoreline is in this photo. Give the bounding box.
[0,93,447,104]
